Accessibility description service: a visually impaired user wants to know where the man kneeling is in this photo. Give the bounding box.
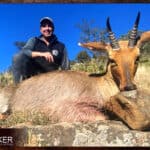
[12,17,70,83]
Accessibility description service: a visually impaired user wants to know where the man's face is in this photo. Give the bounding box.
[40,24,53,38]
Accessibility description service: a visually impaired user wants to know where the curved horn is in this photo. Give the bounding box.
[128,12,141,48]
[107,17,120,50]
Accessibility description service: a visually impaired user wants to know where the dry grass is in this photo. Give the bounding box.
[0,111,59,127]
[135,64,150,92]
[0,71,13,87]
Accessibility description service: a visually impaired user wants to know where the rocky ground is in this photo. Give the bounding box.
[9,120,150,146]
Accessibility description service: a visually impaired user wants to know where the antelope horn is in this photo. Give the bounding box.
[107,17,120,50]
[128,12,141,48]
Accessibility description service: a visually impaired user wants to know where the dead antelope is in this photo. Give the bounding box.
[2,12,150,123]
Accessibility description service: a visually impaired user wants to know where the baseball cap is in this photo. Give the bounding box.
[40,17,54,30]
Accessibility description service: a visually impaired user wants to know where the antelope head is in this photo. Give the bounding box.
[78,12,150,91]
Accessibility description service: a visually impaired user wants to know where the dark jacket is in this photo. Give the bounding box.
[22,34,70,70]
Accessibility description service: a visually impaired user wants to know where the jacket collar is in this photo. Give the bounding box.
[38,34,58,45]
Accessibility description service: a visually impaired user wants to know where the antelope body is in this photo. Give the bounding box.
[2,12,150,123]
[11,70,118,121]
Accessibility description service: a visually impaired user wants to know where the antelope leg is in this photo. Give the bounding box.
[106,93,150,130]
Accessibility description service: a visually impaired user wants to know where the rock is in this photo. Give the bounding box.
[11,121,150,146]
[121,90,138,99]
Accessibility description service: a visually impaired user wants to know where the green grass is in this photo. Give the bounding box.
[71,57,108,74]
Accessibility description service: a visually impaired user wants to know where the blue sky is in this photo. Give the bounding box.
[0,3,150,72]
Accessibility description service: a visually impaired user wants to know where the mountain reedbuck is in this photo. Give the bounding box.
[2,12,150,123]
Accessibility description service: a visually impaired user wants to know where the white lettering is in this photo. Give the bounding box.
[0,136,13,145]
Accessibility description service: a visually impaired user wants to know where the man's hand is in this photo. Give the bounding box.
[41,52,54,62]
[31,51,54,62]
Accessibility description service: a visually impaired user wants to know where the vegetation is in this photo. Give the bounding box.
[71,56,108,74]
[0,111,59,127]
[76,50,91,63]
[0,71,13,87]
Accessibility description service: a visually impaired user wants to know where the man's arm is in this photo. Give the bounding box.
[22,37,54,62]
[61,47,70,70]
[22,37,36,57]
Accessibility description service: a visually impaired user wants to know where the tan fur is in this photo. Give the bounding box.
[10,71,119,122]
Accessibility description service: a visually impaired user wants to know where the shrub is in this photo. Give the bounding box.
[71,57,108,74]
[0,71,13,87]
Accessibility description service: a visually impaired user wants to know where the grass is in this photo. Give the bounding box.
[0,71,13,87]
[135,64,150,91]
[0,111,59,127]
[71,57,108,74]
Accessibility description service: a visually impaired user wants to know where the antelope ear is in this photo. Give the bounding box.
[78,42,109,52]
[137,31,150,48]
